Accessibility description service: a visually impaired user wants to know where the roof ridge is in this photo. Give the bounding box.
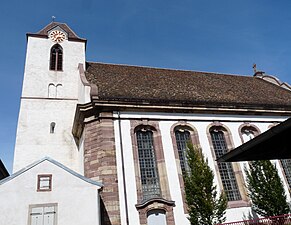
[0,157,103,187]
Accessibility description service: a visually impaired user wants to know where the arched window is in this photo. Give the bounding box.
[239,124,260,143]
[48,84,56,98]
[136,129,161,200]
[56,84,63,98]
[242,129,255,142]
[280,159,291,189]
[175,128,191,172]
[50,122,56,133]
[210,127,242,201]
[50,44,63,71]
[266,124,291,188]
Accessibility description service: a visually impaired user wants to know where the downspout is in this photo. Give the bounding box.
[118,111,130,225]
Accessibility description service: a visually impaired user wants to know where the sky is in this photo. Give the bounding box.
[1,0,291,173]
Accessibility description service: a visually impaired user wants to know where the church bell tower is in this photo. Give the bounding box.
[13,22,86,172]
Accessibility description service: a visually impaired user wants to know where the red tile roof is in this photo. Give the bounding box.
[85,62,291,110]
[27,22,86,42]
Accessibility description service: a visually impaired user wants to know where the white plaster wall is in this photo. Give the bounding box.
[114,119,140,225]
[0,160,100,225]
[78,131,85,176]
[22,37,85,98]
[113,111,289,224]
[14,99,79,172]
[14,36,86,173]
[78,70,91,104]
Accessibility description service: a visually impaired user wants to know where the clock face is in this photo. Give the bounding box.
[49,30,66,43]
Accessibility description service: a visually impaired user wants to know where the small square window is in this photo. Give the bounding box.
[37,174,52,192]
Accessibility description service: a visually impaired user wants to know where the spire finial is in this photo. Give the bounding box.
[52,16,56,22]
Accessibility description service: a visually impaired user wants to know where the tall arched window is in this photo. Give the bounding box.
[210,128,242,201]
[239,124,260,143]
[280,159,291,189]
[175,129,191,172]
[136,129,161,200]
[50,44,63,71]
[266,124,291,189]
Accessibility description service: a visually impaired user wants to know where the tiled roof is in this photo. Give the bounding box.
[0,160,9,180]
[27,22,86,42]
[85,62,291,110]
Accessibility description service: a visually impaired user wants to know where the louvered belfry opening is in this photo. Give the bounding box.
[50,44,63,71]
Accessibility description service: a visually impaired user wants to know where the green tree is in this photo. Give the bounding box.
[183,144,227,225]
[245,160,290,217]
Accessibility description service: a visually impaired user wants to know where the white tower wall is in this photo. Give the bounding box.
[13,32,86,173]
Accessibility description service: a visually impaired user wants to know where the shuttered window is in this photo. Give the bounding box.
[29,204,57,225]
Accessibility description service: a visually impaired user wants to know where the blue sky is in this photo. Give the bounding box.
[1,0,291,173]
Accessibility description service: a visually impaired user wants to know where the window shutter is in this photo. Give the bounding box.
[30,205,56,225]
[43,206,55,225]
[31,207,44,225]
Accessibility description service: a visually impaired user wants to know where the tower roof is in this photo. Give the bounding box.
[27,22,86,43]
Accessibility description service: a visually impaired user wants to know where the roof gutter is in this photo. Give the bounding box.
[89,100,291,116]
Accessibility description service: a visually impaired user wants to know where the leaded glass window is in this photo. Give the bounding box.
[281,159,291,188]
[241,127,258,143]
[211,130,242,201]
[136,130,161,200]
[175,129,191,172]
[50,44,63,71]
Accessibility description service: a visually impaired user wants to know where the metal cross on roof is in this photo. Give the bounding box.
[253,63,257,73]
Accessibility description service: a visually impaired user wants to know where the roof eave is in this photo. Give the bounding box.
[90,98,291,116]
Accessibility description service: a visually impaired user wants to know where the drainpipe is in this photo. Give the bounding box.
[118,111,130,225]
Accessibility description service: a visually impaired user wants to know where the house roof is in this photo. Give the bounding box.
[27,22,86,43]
[217,117,291,162]
[0,160,9,180]
[0,157,103,187]
[85,62,291,111]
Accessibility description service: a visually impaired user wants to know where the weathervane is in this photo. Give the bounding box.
[52,16,56,22]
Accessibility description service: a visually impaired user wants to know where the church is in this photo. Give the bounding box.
[2,22,291,225]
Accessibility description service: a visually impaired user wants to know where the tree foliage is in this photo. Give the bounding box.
[245,160,290,217]
[183,144,227,225]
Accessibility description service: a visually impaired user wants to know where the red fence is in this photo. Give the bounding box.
[219,214,291,225]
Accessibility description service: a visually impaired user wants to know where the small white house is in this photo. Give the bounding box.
[0,157,102,225]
